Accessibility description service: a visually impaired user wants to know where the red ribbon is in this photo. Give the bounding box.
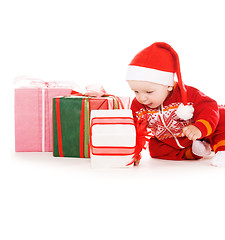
[55,98,64,157]
[70,90,83,96]
[79,99,86,158]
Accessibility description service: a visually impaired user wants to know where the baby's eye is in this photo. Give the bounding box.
[134,91,139,93]
[146,91,153,94]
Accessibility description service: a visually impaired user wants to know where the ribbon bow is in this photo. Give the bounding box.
[14,76,81,91]
[71,84,125,109]
[71,84,107,97]
[133,113,152,161]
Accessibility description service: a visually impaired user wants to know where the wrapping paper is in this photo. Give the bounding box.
[14,78,75,152]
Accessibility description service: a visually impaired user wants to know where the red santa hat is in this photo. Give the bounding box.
[127,42,188,104]
[127,42,194,120]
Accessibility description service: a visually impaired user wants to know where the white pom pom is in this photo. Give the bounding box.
[176,103,194,120]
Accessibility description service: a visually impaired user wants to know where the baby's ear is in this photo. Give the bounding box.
[168,86,173,91]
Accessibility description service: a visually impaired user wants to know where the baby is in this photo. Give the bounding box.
[126,42,225,167]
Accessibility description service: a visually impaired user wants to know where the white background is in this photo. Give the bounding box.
[1,0,225,239]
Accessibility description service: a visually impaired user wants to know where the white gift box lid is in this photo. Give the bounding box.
[90,109,133,118]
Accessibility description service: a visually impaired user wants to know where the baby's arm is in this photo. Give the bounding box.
[182,86,219,140]
[182,125,202,141]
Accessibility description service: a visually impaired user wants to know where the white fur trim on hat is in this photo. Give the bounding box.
[126,65,175,86]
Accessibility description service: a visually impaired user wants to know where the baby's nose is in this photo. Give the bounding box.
[140,94,148,101]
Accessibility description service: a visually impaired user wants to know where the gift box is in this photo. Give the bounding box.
[14,77,76,152]
[90,110,136,168]
[53,95,130,158]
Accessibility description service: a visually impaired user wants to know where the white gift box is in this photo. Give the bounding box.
[90,110,136,168]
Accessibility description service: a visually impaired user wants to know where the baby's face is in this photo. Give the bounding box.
[128,80,172,108]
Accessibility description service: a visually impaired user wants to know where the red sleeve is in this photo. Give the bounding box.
[187,86,219,138]
[130,97,143,124]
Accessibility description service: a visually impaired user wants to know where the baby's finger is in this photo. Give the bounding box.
[184,129,194,140]
[189,133,198,141]
[192,135,198,141]
[182,127,190,136]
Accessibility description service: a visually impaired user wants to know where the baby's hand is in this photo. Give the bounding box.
[182,125,202,141]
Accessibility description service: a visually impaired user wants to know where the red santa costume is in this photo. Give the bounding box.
[126,42,225,166]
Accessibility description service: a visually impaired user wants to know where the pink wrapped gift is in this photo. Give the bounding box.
[14,77,78,152]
